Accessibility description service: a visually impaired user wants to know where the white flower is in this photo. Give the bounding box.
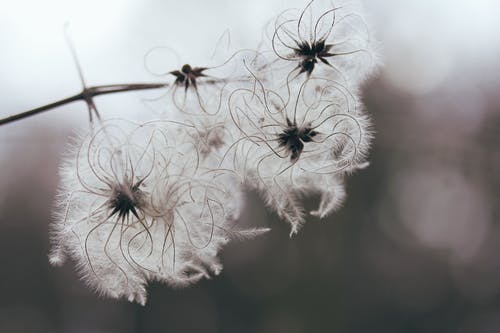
[262,0,379,86]
[44,0,378,296]
[49,120,268,305]
[144,41,261,116]
[225,76,371,235]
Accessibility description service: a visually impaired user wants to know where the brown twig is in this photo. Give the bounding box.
[0,83,169,126]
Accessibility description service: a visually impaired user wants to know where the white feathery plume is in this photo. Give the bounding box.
[144,38,262,117]
[47,0,378,303]
[49,120,268,305]
[259,0,379,88]
[224,75,371,235]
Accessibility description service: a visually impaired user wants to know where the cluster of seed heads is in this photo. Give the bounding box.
[45,0,378,304]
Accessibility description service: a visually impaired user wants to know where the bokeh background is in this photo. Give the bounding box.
[1,0,500,332]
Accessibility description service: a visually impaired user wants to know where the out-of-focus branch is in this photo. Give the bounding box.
[0,82,169,126]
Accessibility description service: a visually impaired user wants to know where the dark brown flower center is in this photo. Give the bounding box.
[108,180,145,221]
[278,118,318,161]
[293,40,334,76]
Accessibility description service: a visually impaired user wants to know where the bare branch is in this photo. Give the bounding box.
[0,82,169,126]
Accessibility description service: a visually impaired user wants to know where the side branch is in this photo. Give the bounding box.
[0,83,169,126]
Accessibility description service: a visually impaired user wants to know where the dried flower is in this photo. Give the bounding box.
[264,0,379,86]
[41,0,379,304]
[225,76,371,234]
[49,120,268,304]
[144,43,261,116]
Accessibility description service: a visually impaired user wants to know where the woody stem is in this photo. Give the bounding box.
[0,82,169,126]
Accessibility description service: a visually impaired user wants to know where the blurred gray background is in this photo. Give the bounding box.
[1,0,500,332]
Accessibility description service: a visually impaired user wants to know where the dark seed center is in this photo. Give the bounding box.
[278,119,318,161]
[181,64,192,74]
[296,41,325,58]
[108,181,145,221]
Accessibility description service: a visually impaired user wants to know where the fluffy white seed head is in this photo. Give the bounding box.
[49,0,379,300]
[49,120,268,304]
[258,0,380,88]
[223,75,371,234]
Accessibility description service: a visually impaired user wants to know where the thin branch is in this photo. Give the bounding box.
[0,83,169,126]
[64,23,87,89]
